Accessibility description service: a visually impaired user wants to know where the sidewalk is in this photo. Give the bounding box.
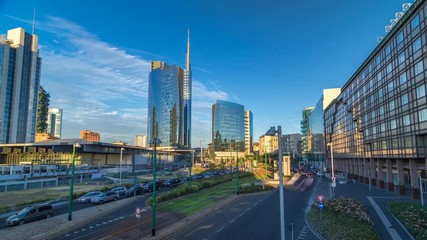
[310,178,415,240]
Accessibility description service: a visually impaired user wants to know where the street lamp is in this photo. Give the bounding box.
[236,146,239,195]
[265,126,284,240]
[327,142,335,197]
[419,171,424,206]
[200,139,205,164]
[189,150,194,186]
[120,147,124,186]
[150,137,161,236]
[68,142,81,221]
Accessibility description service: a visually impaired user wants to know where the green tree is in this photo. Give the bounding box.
[37,85,50,133]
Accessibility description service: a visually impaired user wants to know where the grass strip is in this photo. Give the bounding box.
[388,201,427,240]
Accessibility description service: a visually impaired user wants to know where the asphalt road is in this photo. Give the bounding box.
[168,176,317,240]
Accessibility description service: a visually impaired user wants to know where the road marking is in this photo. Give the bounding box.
[96,224,101,227]
[81,228,86,231]
[89,226,94,229]
[109,220,113,222]
[65,234,71,237]
[184,224,214,238]
[119,216,124,219]
[114,217,120,221]
[216,226,225,233]
[74,231,79,234]
[239,212,244,218]
[230,219,236,224]
[102,222,108,224]
[367,196,401,240]
[247,207,252,211]
[254,202,258,206]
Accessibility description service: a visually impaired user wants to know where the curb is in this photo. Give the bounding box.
[385,205,415,240]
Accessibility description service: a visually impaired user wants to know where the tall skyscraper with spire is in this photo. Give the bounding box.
[147,31,192,148]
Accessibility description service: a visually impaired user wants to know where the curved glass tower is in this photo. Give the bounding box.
[212,100,245,152]
[147,31,192,148]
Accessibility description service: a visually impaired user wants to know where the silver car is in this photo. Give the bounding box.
[77,191,102,203]
[91,191,118,204]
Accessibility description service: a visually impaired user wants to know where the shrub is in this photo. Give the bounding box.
[388,201,427,240]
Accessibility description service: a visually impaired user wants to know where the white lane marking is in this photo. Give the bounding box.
[230,219,236,224]
[239,212,244,218]
[109,220,113,222]
[184,224,214,238]
[216,226,225,233]
[74,231,79,234]
[81,228,86,231]
[367,196,401,240]
[96,224,101,227]
[247,207,252,211]
[65,234,71,237]
[102,222,108,224]
[89,226,94,229]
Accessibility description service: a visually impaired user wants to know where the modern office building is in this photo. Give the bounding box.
[244,110,253,155]
[0,27,41,144]
[307,89,340,168]
[212,100,245,161]
[258,134,278,155]
[324,1,427,199]
[301,107,314,160]
[47,108,63,139]
[80,130,100,142]
[147,31,192,148]
[134,135,147,148]
[283,133,302,161]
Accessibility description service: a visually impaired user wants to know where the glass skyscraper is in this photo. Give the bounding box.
[147,31,192,148]
[47,108,63,139]
[0,28,41,144]
[212,100,245,152]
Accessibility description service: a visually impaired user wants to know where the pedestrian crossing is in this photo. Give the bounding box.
[297,226,310,239]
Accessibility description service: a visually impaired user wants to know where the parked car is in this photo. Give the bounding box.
[6,204,53,226]
[203,172,213,178]
[111,186,127,196]
[143,181,161,192]
[163,178,181,188]
[125,184,144,197]
[91,191,118,204]
[77,191,102,203]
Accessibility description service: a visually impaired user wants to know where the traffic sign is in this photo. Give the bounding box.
[332,176,336,182]
[136,208,141,218]
[318,203,325,209]
[317,195,324,203]
[332,182,336,188]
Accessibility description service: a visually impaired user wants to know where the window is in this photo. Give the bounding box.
[379,106,385,115]
[385,44,391,56]
[365,129,369,136]
[371,110,376,118]
[387,63,393,74]
[378,88,383,98]
[376,55,381,65]
[405,136,413,147]
[392,139,398,148]
[398,52,405,65]
[382,141,387,150]
[411,14,420,29]
[416,85,426,98]
[381,123,386,132]
[419,108,427,122]
[403,115,410,126]
[389,100,395,110]
[413,37,422,52]
[399,72,407,84]
[391,119,397,129]
[401,93,409,105]
[415,61,424,75]
[387,81,394,92]
[372,126,377,134]
[397,31,404,44]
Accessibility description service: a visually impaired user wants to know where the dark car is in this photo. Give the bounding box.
[125,184,144,197]
[163,178,181,188]
[6,204,53,226]
[143,181,161,192]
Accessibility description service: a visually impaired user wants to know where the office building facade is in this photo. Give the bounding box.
[134,135,147,148]
[212,100,245,153]
[147,32,191,148]
[80,130,100,142]
[47,108,63,139]
[283,133,302,161]
[324,1,427,199]
[244,110,253,155]
[307,89,340,168]
[0,27,41,144]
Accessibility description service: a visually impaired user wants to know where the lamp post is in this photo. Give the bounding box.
[327,143,335,197]
[189,150,194,186]
[419,171,424,206]
[150,138,161,236]
[236,146,239,195]
[266,126,284,240]
[120,147,124,186]
[200,139,205,165]
[68,143,81,221]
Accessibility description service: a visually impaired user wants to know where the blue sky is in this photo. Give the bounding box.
[0,0,411,146]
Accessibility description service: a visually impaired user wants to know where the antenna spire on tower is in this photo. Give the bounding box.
[186,29,191,72]
[32,8,36,35]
